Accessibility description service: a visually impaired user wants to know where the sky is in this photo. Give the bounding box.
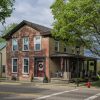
[0,0,54,33]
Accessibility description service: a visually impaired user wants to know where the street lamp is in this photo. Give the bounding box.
[76,46,80,87]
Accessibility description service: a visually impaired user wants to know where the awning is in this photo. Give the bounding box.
[50,53,98,60]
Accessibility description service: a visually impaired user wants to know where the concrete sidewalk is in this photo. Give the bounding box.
[0,79,99,90]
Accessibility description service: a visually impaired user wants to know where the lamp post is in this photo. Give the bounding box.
[0,52,2,78]
[76,46,80,87]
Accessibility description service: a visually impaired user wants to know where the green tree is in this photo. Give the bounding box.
[51,0,100,56]
[0,0,15,24]
[0,23,17,42]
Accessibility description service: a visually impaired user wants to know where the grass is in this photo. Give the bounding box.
[92,80,100,87]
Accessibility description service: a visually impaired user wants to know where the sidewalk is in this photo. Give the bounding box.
[0,80,99,90]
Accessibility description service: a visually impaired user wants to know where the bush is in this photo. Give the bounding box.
[98,71,100,75]
[91,76,99,81]
[11,76,17,81]
[43,75,48,83]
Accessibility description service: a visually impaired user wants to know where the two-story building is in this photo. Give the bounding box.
[0,42,6,77]
[3,20,97,82]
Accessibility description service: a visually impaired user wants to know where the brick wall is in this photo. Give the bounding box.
[6,25,50,81]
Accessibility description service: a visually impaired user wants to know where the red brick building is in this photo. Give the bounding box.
[3,20,97,82]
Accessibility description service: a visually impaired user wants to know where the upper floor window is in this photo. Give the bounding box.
[55,41,59,52]
[23,58,29,74]
[12,58,18,73]
[34,36,41,51]
[12,38,18,51]
[23,37,29,51]
[64,47,67,52]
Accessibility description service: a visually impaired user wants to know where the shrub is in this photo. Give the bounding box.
[43,74,48,83]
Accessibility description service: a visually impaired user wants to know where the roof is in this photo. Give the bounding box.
[3,20,51,39]
[50,53,98,60]
[0,42,6,50]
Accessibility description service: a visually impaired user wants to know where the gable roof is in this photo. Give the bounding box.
[0,42,6,50]
[3,20,51,39]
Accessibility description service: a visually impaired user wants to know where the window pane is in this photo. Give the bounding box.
[64,47,67,52]
[2,65,5,73]
[34,36,41,51]
[24,45,28,50]
[13,45,17,51]
[24,59,29,73]
[13,59,17,65]
[23,37,29,50]
[35,44,40,50]
[55,41,59,52]
[24,65,28,73]
[24,59,28,65]
[13,66,17,72]
[12,39,18,51]
[12,59,17,72]
[24,38,28,44]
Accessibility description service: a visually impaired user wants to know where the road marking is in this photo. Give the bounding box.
[35,89,78,100]
[84,93,100,100]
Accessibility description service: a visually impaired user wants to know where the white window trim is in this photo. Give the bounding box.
[12,38,18,51]
[34,36,42,51]
[22,58,29,74]
[12,58,18,73]
[55,41,59,52]
[22,37,29,51]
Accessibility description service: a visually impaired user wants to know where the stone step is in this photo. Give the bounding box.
[33,77,43,83]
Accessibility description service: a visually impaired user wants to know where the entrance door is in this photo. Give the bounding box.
[34,58,45,77]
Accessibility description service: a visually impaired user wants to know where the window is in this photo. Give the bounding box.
[34,36,41,51]
[2,65,5,73]
[55,41,59,52]
[64,47,67,52]
[12,58,18,73]
[12,39,18,51]
[23,37,29,51]
[23,58,29,74]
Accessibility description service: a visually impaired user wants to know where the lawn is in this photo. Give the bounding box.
[92,80,100,87]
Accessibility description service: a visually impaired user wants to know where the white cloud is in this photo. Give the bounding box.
[0,0,54,34]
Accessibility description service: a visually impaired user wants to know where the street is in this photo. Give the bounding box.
[0,83,100,100]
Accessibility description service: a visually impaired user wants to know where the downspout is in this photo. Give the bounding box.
[0,52,2,77]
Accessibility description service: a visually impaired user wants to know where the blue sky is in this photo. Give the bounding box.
[0,0,54,33]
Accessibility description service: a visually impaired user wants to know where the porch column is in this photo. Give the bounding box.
[94,60,97,76]
[63,59,71,80]
[87,60,89,73]
[61,57,64,71]
[45,57,50,81]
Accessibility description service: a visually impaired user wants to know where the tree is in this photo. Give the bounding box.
[0,23,17,42]
[0,0,15,24]
[51,0,100,56]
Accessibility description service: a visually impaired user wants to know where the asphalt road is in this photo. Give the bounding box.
[0,83,100,100]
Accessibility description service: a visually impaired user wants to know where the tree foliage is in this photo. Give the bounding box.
[0,0,15,23]
[51,0,100,56]
[0,23,17,42]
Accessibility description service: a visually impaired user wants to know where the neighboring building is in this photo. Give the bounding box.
[3,20,97,81]
[0,42,6,77]
[84,49,100,72]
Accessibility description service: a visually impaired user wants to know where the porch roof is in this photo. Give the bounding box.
[50,53,97,60]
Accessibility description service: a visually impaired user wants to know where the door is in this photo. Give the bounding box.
[37,61,44,77]
[34,58,45,77]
